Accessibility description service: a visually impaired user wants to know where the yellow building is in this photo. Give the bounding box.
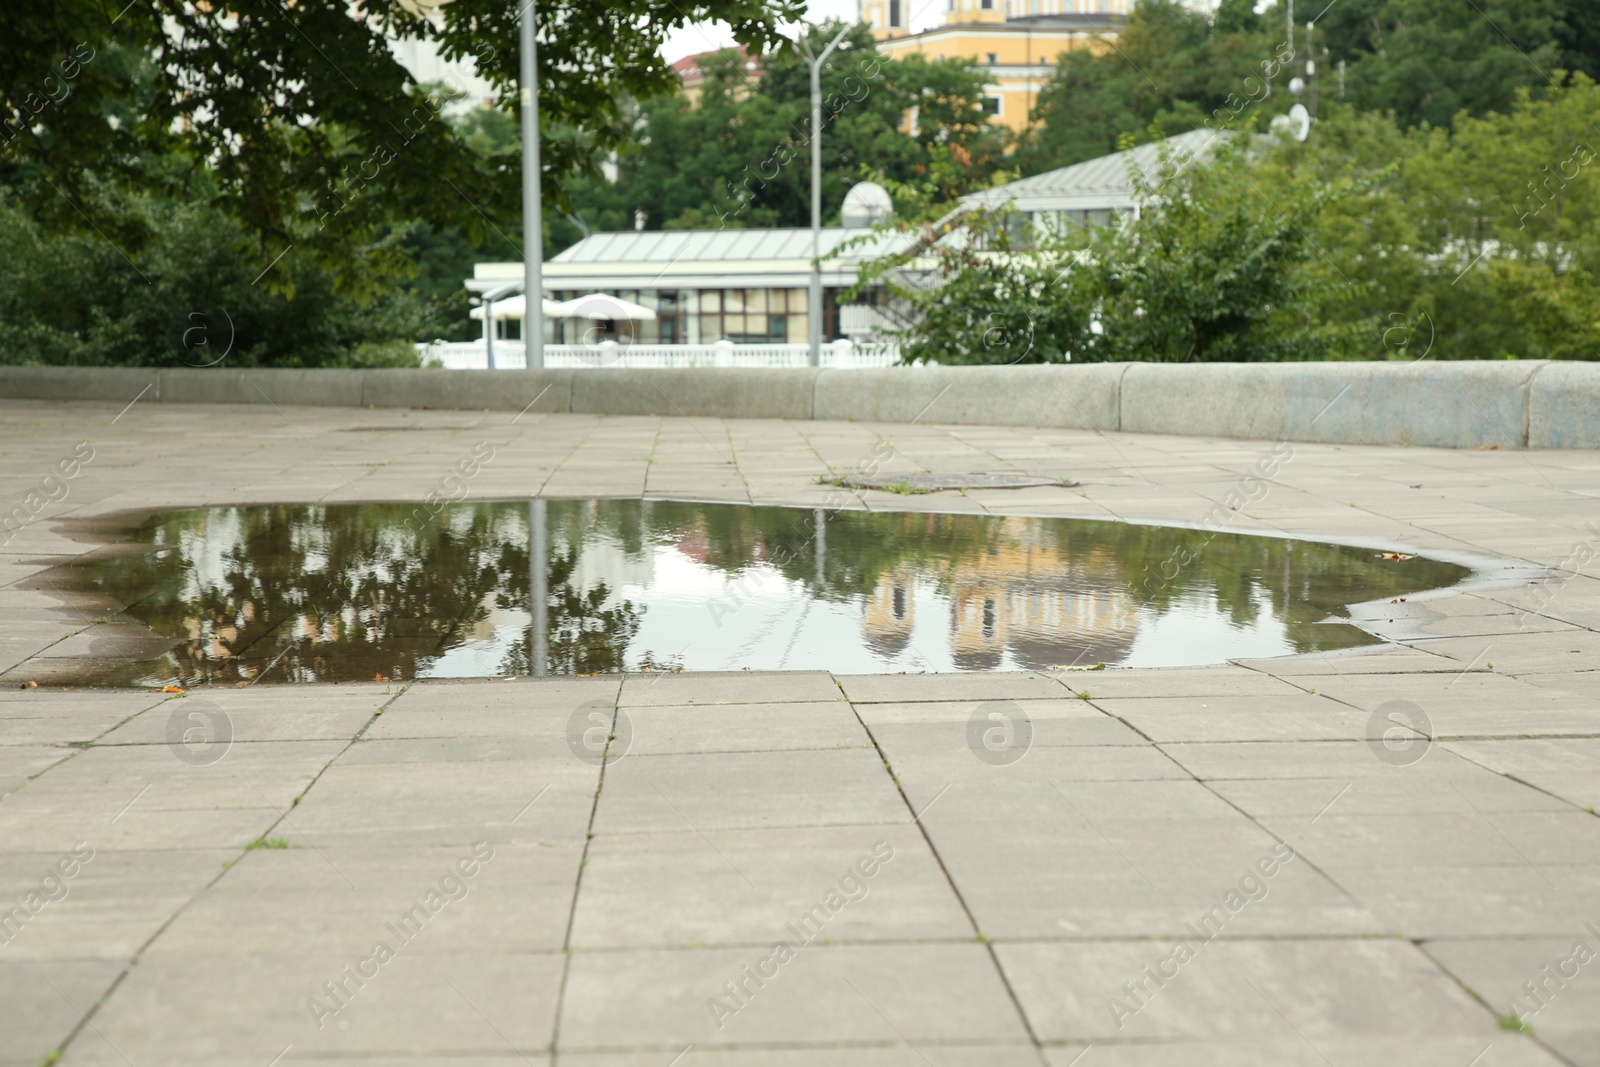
[861,0,1132,134]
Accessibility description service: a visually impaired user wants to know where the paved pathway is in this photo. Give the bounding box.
[1,398,1597,1066]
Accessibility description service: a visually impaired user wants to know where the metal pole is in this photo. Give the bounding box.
[809,59,823,368]
[800,24,851,369]
[520,0,544,370]
[484,294,496,369]
[529,497,548,677]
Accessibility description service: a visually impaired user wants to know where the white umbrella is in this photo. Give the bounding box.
[468,294,567,321]
[557,293,658,322]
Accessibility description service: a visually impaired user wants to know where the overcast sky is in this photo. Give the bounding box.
[662,0,940,63]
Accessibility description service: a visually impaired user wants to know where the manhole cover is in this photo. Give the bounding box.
[826,472,1079,493]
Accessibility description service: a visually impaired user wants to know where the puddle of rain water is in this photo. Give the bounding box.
[18,499,1470,686]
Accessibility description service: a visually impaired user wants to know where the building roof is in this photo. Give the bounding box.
[470,227,915,291]
[962,127,1227,211]
[548,227,906,266]
[998,12,1127,31]
[672,46,762,88]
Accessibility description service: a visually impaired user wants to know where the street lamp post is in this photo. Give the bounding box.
[520,0,544,369]
[795,24,851,369]
[478,281,520,370]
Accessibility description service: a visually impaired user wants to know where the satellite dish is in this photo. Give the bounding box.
[841,181,894,228]
[1286,103,1311,142]
[1288,76,1306,97]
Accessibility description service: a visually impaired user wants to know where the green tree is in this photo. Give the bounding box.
[1318,0,1567,129]
[0,194,447,367]
[1014,0,1292,174]
[1,0,803,285]
[1086,134,1355,362]
[853,128,1359,364]
[561,25,1008,235]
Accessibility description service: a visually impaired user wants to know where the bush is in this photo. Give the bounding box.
[856,130,1357,364]
[0,195,448,368]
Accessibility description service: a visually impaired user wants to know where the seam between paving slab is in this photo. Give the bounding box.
[549,682,624,1066]
[43,682,416,1065]
[835,674,1053,1064]
[1139,662,1592,1067]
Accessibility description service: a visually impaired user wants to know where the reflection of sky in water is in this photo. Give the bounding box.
[1122,594,1294,668]
[423,535,1299,677]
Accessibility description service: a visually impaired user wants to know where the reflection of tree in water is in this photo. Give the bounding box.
[494,543,639,677]
[68,502,639,685]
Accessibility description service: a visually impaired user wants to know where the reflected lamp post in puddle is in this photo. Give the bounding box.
[814,508,826,588]
[529,497,548,677]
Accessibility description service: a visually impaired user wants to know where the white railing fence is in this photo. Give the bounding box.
[414,339,902,370]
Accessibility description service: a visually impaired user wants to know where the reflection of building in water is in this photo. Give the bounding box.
[863,566,918,657]
[866,518,1139,669]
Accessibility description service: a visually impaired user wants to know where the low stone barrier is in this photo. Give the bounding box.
[2,361,1596,448]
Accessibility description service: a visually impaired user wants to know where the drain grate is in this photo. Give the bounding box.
[825,472,1080,494]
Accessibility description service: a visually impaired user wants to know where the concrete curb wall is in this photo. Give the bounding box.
[3,361,1597,448]
[1119,361,1543,449]
[1528,361,1600,449]
[811,363,1128,430]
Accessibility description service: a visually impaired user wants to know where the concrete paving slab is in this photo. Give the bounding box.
[623,701,871,755]
[145,843,579,957]
[1329,863,1600,938]
[1158,740,1496,781]
[876,729,1190,788]
[1257,809,1600,868]
[1413,630,1600,676]
[1280,669,1599,714]
[853,697,1108,724]
[1428,937,1600,1067]
[570,826,967,949]
[0,848,228,960]
[997,938,1500,1044]
[1212,775,1574,819]
[95,690,387,745]
[835,672,1065,703]
[938,839,1378,941]
[1518,670,1600,701]
[1041,666,1308,699]
[1096,694,1387,743]
[558,943,1029,1050]
[0,742,71,783]
[594,749,907,834]
[283,759,598,848]
[0,706,155,749]
[1445,738,1600,809]
[1237,645,1472,675]
[619,671,842,706]
[60,950,564,1063]
[0,959,127,1067]
[0,739,348,816]
[564,1050,1038,1067]
[1040,1038,1564,1066]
